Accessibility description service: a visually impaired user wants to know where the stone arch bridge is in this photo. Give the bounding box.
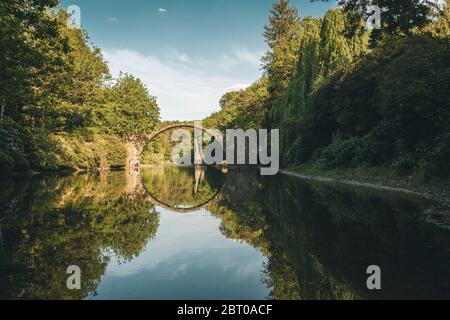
[126,122,215,168]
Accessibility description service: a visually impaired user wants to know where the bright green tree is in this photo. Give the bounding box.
[42,10,111,132]
[270,17,322,128]
[204,77,268,131]
[95,74,160,141]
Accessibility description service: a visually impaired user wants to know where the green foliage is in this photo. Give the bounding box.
[102,135,129,168]
[36,10,112,132]
[270,17,322,128]
[287,34,450,178]
[264,2,449,180]
[339,0,443,45]
[204,77,269,130]
[0,118,30,171]
[0,115,127,172]
[0,0,64,122]
[142,131,173,165]
[0,3,160,174]
[262,0,301,123]
[271,9,369,160]
[422,0,450,37]
[95,74,160,141]
[30,133,127,171]
[140,120,187,165]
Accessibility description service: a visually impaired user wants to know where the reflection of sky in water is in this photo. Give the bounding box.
[88,208,269,300]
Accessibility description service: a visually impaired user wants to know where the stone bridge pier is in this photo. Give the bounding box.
[125,140,147,170]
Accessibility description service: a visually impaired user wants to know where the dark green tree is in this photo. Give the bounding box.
[339,0,442,45]
[262,0,301,127]
[270,9,369,162]
[0,3,160,173]
[204,77,268,131]
[0,0,66,123]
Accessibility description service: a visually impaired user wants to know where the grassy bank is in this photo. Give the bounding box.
[284,164,450,204]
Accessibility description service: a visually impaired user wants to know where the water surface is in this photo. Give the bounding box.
[1,167,449,300]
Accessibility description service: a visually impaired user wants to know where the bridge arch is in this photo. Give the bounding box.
[144,188,222,214]
[145,122,216,143]
[127,123,223,170]
[140,122,220,166]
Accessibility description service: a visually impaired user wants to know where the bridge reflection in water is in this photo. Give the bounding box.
[139,166,227,213]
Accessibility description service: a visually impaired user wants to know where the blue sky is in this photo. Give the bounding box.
[61,0,337,121]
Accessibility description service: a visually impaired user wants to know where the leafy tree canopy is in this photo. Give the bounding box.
[339,0,447,45]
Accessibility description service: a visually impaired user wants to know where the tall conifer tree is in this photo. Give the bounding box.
[262,0,301,127]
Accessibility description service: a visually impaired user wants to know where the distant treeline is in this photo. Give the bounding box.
[0,1,160,173]
[205,0,450,179]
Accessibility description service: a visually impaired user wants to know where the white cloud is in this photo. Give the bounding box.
[104,49,260,121]
[168,48,192,64]
[218,47,263,70]
[158,8,167,13]
[107,17,118,23]
[233,47,263,66]
[218,54,238,69]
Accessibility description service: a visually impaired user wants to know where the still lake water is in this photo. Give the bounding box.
[1,166,450,300]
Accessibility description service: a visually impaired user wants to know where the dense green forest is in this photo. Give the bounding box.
[205,0,449,182]
[1,0,449,184]
[0,1,160,173]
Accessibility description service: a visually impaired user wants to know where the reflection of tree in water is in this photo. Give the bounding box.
[1,168,449,300]
[207,170,450,300]
[265,176,450,299]
[0,172,159,299]
[206,169,302,300]
[141,166,224,209]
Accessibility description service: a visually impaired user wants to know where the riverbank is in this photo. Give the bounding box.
[282,165,450,205]
[0,128,131,175]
